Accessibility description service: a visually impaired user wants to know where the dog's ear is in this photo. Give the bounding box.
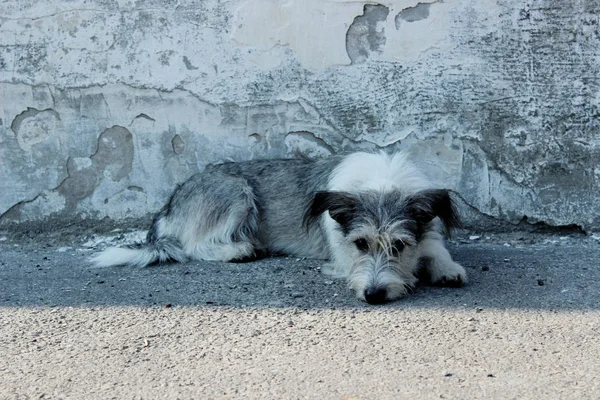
[405,189,461,235]
[304,191,357,230]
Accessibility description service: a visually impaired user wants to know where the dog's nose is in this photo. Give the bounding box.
[364,287,388,304]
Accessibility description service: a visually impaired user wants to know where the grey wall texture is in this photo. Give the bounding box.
[1,0,599,230]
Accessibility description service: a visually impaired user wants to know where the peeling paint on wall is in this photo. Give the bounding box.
[171,134,185,155]
[1,1,600,230]
[346,4,390,65]
[395,2,432,27]
[10,107,61,151]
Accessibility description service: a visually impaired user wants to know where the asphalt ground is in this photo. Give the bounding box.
[1,229,599,399]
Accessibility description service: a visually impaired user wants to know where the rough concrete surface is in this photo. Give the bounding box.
[1,229,600,399]
[2,1,600,230]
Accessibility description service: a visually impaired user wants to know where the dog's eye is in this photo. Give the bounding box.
[354,238,369,252]
[392,240,406,257]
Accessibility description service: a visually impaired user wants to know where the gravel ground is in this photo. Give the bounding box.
[1,229,599,399]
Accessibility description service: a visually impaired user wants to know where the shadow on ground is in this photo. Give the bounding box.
[1,239,599,310]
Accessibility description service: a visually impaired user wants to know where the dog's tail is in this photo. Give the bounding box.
[90,237,186,267]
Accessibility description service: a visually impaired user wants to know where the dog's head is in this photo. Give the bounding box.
[306,189,460,304]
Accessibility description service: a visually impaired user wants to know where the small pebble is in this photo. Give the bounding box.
[165,303,172,308]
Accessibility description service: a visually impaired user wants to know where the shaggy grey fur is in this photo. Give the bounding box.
[143,156,344,263]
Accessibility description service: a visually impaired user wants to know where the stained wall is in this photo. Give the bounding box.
[1,1,599,229]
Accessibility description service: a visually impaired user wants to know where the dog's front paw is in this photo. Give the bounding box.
[419,257,467,287]
[431,261,467,287]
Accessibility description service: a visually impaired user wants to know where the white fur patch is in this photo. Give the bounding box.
[187,240,254,261]
[328,151,431,193]
[89,247,154,268]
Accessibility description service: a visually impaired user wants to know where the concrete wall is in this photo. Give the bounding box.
[1,0,599,230]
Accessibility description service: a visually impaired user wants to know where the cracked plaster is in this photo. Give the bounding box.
[1,0,600,230]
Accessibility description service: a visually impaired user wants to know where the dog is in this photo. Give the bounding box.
[91,151,467,304]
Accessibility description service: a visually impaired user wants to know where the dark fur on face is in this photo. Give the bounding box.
[403,189,462,237]
[305,189,461,238]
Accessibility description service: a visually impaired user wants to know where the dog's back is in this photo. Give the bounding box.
[91,155,344,267]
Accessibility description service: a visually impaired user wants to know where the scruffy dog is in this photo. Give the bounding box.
[92,151,466,304]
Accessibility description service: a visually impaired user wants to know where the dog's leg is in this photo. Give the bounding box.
[156,171,264,263]
[190,240,258,262]
[187,192,263,263]
[323,255,353,279]
[320,215,353,278]
[417,230,467,287]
